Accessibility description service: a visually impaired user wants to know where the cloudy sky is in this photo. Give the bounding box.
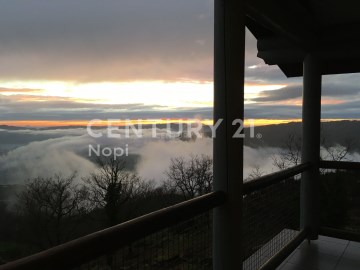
[0,0,359,127]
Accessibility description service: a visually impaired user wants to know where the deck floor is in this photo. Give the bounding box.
[278,236,360,270]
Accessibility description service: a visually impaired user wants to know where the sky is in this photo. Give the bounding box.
[0,0,359,127]
[0,0,360,185]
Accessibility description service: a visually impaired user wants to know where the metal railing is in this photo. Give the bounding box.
[76,211,214,269]
[319,160,360,242]
[242,163,311,270]
[243,163,312,194]
[320,160,360,170]
[4,160,357,270]
[0,192,226,270]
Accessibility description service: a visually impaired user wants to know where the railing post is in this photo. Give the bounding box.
[213,0,245,269]
[301,53,322,239]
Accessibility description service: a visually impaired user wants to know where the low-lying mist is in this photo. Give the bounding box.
[0,126,359,185]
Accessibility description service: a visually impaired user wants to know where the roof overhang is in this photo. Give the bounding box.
[245,0,360,77]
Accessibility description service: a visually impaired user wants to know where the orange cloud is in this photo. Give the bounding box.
[0,88,44,94]
[321,98,346,105]
[265,97,347,107]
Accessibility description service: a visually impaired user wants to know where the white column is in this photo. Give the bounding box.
[213,0,245,268]
[301,54,322,239]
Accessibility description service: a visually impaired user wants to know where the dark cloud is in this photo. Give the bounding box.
[0,0,214,82]
[322,77,360,97]
[245,65,297,84]
[245,97,360,120]
[0,0,288,83]
[0,93,213,120]
[321,100,360,119]
[249,82,360,103]
[245,104,302,119]
[251,85,302,103]
[0,94,147,110]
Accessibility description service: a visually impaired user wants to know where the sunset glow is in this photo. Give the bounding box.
[0,80,211,107]
[0,119,283,128]
[0,80,289,109]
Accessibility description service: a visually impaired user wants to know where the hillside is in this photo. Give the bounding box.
[243,120,360,151]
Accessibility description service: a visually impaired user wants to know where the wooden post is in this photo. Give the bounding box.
[301,54,322,239]
[213,0,245,268]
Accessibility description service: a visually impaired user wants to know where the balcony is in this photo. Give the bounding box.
[279,236,360,270]
[0,161,358,270]
[1,0,360,269]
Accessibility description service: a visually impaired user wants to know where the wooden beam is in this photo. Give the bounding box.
[257,37,360,76]
[245,0,317,49]
[320,23,360,43]
[257,49,306,65]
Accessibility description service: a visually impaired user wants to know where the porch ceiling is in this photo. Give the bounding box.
[245,0,360,77]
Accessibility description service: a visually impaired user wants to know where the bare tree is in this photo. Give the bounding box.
[272,134,302,170]
[273,132,355,171]
[246,165,265,181]
[84,156,151,226]
[321,138,355,162]
[17,174,89,248]
[164,154,213,200]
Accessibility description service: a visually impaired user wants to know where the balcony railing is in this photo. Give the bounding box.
[0,161,359,270]
[0,192,225,270]
[319,160,360,243]
[242,163,311,270]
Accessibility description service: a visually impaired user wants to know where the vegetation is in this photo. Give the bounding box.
[164,154,212,200]
[0,139,359,267]
[84,157,152,226]
[269,132,360,233]
[0,154,212,264]
[16,174,89,249]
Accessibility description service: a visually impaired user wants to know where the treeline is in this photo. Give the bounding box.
[246,133,360,236]
[0,154,213,263]
[1,138,359,265]
[242,121,360,151]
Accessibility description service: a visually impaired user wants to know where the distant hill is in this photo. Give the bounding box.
[243,120,360,151]
[0,185,23,204]
[1,120,359,151]
[0,125,36,131]
[0,123,196,130]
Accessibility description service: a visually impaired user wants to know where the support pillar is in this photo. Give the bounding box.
[213,0,245,269]
[301,54,322,239]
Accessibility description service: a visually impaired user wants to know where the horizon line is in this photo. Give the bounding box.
[0,118,359,128]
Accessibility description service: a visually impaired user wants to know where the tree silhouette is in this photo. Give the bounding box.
[85,156,151,226]
[164,154,213,200]
[17,174,89,249]
[272,133,355,170]
[272,134,302,170]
